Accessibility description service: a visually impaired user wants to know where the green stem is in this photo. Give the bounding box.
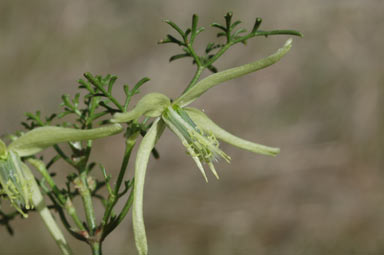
[54,145,77,168]
[205,42,233,67]
[75,172,97,234]
[183,65,204,94]
[91,242,101,255]
[114,135,137,193]
[101,185,134,239]
[28,158,86,231]
[65,198,86,231]
[84,72,124,112]
[183,42,233,95]
[186,43,202,66]
[102,132,138,228]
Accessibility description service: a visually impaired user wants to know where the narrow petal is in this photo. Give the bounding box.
[0,139,7,160]
[186,143,209,182]
[208,162,220,180]
[8,124,123,157]
[162,110,210,182]
[132,118,163,255]
[175,39,293,106]
[112,93,170,123]
[185,108,280,156]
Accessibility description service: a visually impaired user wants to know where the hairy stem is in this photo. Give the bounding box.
[75,173,97,234]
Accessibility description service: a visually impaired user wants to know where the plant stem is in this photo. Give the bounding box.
[28,158,86,231]
[102,132,138,230]
[75,172,97,234]
[183,65,204,94]
[91,242,102,255]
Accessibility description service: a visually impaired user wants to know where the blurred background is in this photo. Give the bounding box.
[1,0,383,254]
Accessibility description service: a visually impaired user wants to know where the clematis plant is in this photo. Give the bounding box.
[0,12,301,255]
[112,38,293,255]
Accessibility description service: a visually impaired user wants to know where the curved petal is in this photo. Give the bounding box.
[112,93,170,123]
[185,107,280,156]
[8,124,123,157]
[175,39,293,106]
[132,118,164,255]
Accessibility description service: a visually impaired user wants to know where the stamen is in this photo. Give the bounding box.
[162,104,231,181]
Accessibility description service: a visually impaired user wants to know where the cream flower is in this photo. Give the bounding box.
[112,39,293,255]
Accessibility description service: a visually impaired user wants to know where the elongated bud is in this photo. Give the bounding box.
[8,124,123,157]
[185,107,280,156]
[112,93,171,123]
[175,39,293,106]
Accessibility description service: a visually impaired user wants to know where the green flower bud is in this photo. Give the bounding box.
[112,93,171,123]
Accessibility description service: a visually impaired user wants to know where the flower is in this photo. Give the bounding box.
[111,39,293,255]
[162,104,231,181]
[0,140,34,217]
[0,124,122,216]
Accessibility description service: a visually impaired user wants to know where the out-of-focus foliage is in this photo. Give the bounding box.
[0,0,383,254]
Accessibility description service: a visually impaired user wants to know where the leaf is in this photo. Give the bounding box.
[164,20,185,38]
[169,53,190,62]
[211,23,226,32]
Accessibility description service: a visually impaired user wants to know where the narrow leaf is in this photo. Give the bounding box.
[169,53,190,62]
[211,23,226,32]
[164,20,185,38]
[230,20,242,29]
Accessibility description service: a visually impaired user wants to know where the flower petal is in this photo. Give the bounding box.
[8,124,123,157]
[132,118,164,255]
[185,107,280,156]
[112,93,170,123]
[0,139,7,160]
[175,39,293,106]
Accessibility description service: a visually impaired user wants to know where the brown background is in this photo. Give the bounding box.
[1,0,383,254]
